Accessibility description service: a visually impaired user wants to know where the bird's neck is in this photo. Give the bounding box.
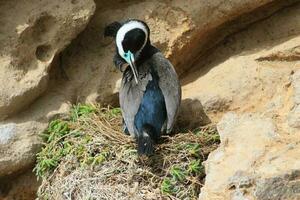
[135,42,159,67]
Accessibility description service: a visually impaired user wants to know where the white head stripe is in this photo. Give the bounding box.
[116,21,148,59]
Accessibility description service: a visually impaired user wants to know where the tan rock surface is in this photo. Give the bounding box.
[41,0,292,130]
[1,0,294,134]
[196,3,300,199]
[182,2,300,124]
[0,169,40,200]
[59,0,294,106]
[200,113,278,200]
[0,121,46,177]
[0,0,95,181]
[200,112,300,200]
[0,0,95,119]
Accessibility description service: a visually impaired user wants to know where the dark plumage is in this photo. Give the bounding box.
[104,19,181,155]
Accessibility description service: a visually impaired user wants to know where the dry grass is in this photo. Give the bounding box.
[35,104,219,200]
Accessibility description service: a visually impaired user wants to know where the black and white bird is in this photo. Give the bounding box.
[104,19,181,155]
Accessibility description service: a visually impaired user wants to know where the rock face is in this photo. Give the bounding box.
[0,0,300,199]
[58,0,295,106]
[0,122,46,177]
[0,0,95,198]
[182,2,300,121]
[288,70,300,129]
[0,169,40,200]
[200,113,300,200]
[200,113,278,199]
[198,3,300,200]
[0,0,95,120]
[176,98,211,131]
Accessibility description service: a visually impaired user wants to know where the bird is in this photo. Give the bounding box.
[104,19,181,155]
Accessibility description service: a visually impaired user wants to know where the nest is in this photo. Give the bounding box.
[35,105,219,200]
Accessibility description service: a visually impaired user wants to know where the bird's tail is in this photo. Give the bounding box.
[137,124,158,156]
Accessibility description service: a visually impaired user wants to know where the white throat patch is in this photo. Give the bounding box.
[116,21,148,60]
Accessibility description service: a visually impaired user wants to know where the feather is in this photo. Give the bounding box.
[150,52,181,133]
[119,63,152,136]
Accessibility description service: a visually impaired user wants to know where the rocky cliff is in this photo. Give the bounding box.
[0,0,299,199]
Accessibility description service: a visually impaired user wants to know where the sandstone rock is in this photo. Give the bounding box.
[51,0,295,111]
[0,0,95,119]
[0,0,95,179]
[200,110,300,199]
[0,0,295,129]
[175,98,211,131]
[0,124,17,145]
[200,113,278,199]
[0,121,46,177]
[197,4,300,199]
[288,70,300,129]
[182,3,300,121]
[255,170,300,200]
[291,70,300,105]
[0,169,40,200]
[288,105,300,129]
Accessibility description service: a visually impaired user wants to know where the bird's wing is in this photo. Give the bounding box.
[119,66,152,136]
[152,52,181,133]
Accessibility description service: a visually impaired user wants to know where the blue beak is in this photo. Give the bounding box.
[124,51,139,84]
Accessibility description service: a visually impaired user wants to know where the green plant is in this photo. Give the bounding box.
[34,119,71,178]
[91,152,109,166]
[206,132,220,143]
[105,107,122,119]
[40,119,70,143]
[161,178,176,194]
[185,143,201,157]
[170,165,186,182]
[188,160,204,175]
[70,104,96,121]
[194,126,220,144]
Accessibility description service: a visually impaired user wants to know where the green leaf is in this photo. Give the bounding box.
[161,178,176,194]
[170,166,186,182]
[187,160,204,175]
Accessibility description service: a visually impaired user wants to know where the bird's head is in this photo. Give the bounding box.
[104,19,150,83]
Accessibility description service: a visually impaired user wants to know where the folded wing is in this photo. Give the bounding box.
[151,53,181,133]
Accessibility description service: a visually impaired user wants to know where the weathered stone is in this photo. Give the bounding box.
[200,109,300,199]
[53,0,295,111]
[0,121,46,177]
[291,70,300,105]
[176,98,211,131]
[183,2,300,122]
[199,113,278,199]
[255,170,300,200]
[0,0,95,119]
[191,9,300,199]
[288,105,300,129]
[0,123,17,145]
[0,169,40,200]
[288,70,300,129]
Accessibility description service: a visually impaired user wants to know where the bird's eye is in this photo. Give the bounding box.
[124,52,128,58]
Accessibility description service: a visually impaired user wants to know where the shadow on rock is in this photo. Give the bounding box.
[174,98,211,132]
